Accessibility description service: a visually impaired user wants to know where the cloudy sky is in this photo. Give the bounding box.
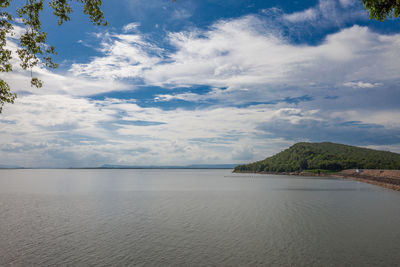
[1,0,400,167]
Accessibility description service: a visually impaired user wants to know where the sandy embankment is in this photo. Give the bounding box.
[335,169,400,191]
[235,169,400,191]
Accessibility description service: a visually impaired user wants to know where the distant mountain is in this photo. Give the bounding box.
[234,142,400,173]
[101,164,237,169]
[0,164,23,169]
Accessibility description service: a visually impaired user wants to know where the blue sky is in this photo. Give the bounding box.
[1,0,400,167]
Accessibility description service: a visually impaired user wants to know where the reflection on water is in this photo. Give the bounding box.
[0,169,399,266]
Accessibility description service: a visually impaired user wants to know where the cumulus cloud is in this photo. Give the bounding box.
[0,94,299,167]
[2,8,400,167]
[139,23,400,116]
[1,30,129,97]
[143,15,306,88]
[3,88,397,168]
[70,31,162,80]
[71,19,400,103]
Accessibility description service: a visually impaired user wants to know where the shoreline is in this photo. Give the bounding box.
[333,175,400,191]
[234,169,400,192]
[333,169,400,192]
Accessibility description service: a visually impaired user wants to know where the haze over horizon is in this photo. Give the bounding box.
[1,0,400,168]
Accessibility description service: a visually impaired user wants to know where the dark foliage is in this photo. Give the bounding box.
[0,0,107,113]
[363,0,400,21]
[234,142,400,173]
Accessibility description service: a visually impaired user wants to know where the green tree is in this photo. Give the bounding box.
[363,0,400,21]
[234,142,400,173]
[0,0,107,113]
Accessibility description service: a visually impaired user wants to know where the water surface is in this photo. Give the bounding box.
[1,169,399,266]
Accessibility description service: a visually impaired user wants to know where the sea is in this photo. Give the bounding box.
[0,169,400,266]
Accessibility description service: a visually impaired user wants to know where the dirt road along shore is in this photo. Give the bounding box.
[335,169,400,191]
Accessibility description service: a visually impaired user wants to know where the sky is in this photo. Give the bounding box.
[1,0,400,168]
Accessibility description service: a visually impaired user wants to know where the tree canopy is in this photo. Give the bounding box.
[0,0,107,113]
[362,0,400,21]
[234,142,400,173]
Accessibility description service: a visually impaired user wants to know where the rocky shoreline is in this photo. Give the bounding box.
[235,169,400,191]
[333,169,400,192]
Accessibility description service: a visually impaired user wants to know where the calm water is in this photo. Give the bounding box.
[1,169,400,266]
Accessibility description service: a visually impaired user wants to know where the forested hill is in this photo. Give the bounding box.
[234,142,400,173]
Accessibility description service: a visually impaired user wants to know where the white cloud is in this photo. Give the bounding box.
[13,18,24,24]
[122,22,140,32]
[70,31,162,80]
[69,14,400,101]
[70,16,400,102]
[339,0,356,7]
[283,8,318,22]
[4,86,397,168]
[1,84,399,168]
[7,24,25,39]
[331,110,400,128]
[172,9,192,20]
[0,94,302,167]
[2,10,400,167]
[364,144,400,154]
[343,81,383,88]
[283,0,365,26]
[1,30,129,97]
[142,15,316,89]
[3,70,129,96]
[143,23,400,101]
